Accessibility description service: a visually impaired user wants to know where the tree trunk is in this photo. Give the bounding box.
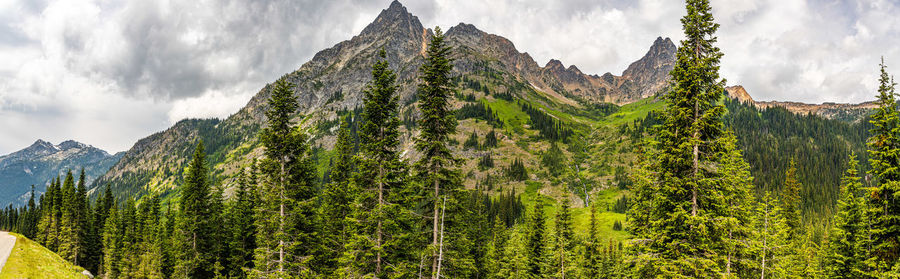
[761,199,768,279]
[376,165,384,275]
[434,197,446,279]
[279,160,285,275]
[432,173,440,278]
[692,98,699,217]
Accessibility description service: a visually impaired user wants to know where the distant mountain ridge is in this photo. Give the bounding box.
[726,85,878,122]
[0,140,123,206]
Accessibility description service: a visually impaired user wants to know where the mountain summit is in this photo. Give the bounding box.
[0,140,122,206]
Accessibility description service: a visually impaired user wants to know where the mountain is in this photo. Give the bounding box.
[91,0,677,201]
[726,85,878,122]
[0,140,123,206]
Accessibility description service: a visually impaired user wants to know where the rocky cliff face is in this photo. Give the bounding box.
[91,0,678,198]
[726,85,877,121]
[0,140,122,206]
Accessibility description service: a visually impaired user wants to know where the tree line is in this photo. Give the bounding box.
[3,0,900,278]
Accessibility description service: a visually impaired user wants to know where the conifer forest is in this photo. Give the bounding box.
[1,0,899,278]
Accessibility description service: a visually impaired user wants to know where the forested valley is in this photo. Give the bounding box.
[2,0,899,278]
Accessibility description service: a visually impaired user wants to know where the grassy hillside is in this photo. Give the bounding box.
[0,233,86,279]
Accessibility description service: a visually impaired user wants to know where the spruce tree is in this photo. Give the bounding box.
[497,227,530,278]
[415,27,461,278]
[252,79,319,277]
[174,142,215,278]
[755,190,791,279]
[627,0,736,276]
[342,49,414,277]
[227,169,258,278]
[552,200,575,278]
[526,199,546,277]
[102,201,120,278]
[320,115,357,275]
[867,58,900,273]
[718,132,757,277]
[782,158,803,241]
[58,170,79,263]
[825,154,869,278]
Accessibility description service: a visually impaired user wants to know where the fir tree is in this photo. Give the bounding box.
[755,190,791,279]
[342,49,414,277]
[415,27,462,278]
[627,0,734,276]
[824,154,869,278]
[57,170,79,263]
[718,132,756,277]
[867,58,900,273]
[102,201,120,279]
[320,116,357,275]
[526,199,547,277]
[552,200,575,278]
[227,169,258,278]
[782,158,803,241]
[174,142,216,278]
[252,78,319,278]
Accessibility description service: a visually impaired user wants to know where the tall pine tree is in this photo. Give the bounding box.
[252,79,319,278]
[174,142,215,278]
[415,27,462,279]
[825,153,869,278]
[627,0,739,276]
[320,115,357,275]
[867,58,900,274]
[342,49,415,277]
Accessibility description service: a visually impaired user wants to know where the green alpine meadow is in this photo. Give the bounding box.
[0,0,898,278]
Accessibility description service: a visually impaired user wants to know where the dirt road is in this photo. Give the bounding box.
[0,232,15,273]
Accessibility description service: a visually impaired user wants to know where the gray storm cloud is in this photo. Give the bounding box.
[0,0,898,154]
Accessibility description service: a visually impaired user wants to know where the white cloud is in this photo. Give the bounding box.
[1,0,899,154]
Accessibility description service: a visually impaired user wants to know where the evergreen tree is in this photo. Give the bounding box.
[824,154,869,278]
[23,185,37,239]
[415,27,462,278]
[252,79,319,278]
[627,0,734,276]
[782,158,803,241]
[102,201,120,279]
[754,190,791,279]
[718,132,756,277]
[541,142,566,177]
[174,142,216,278]
[867,58,900,273]
[584,203,601,279]
[552,200,575,278]
[57,170,79,263]
[497,226,530,278]
[342,49,414,278]
[320,116,356,275]
[526,199,547,277]
[228,169,258,278]
[484,218,507,278]
[138,196,165,278]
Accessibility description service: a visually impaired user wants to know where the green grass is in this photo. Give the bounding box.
[485,98,531,136]
[517,180,631,242]
[0,233,86,279]
[602,96,665,126]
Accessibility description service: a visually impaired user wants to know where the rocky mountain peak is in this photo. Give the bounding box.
[545,59,565,70]
[20,139,59,157]
[360,0,424,39]
[726,85,755,104]
[57,140,88,151]
[621,36,677,98]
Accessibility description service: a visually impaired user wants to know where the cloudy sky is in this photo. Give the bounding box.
[0,0,898,154]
